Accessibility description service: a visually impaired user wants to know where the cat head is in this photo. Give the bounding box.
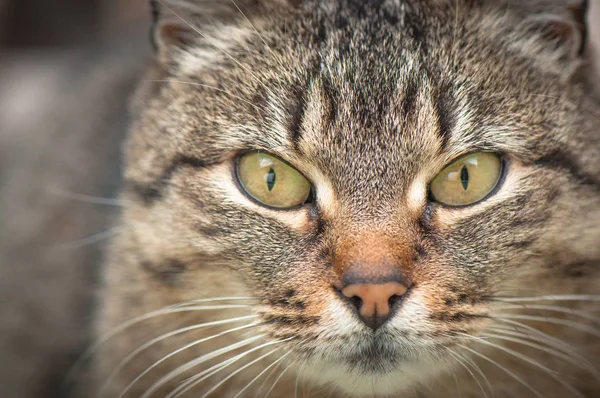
[121,0,599,394]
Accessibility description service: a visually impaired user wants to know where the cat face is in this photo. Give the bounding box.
[118,0,600,395]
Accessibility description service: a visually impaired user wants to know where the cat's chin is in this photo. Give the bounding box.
[297,352,450,397]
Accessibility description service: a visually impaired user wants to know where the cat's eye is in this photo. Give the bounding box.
[236,152,312,209]
[430,153,503,206]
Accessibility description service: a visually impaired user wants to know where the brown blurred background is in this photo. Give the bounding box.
[0,0,149,48]
[0,2,151,398]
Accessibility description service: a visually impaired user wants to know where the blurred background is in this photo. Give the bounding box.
[0,1,598,398]
[0,0,149,47]
[0,1,150,397]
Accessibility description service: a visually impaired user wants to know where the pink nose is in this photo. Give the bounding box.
[341,282,408,329]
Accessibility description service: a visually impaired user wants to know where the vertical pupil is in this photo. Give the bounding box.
[460,166,469,190]
[266,167,276,191]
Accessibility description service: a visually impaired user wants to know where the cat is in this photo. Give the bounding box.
[88,0,600,397]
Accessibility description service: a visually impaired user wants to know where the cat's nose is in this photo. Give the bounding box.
[340,281,408,330]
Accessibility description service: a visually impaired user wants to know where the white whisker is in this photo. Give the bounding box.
[155,0,276,97]
[478,333,584,397]
[459,344,544,398]
[492,304,600,324]
[484,328,600,381]
[264,361,293,398]
[50,189,129,206]
[450,366,463,398]
[229,0,281,62]
[53,225,125,251]
[448,348,490,398]
[143,79,266,112]
[232,351,291,398]
[115,317,259,397]
[143,334,265,398]
[66,302,254,388]
[491,318,580,353]
[453,348,495,398]
[165,352,246,398]
[494,314,600,337]
[165,343,267,397]
[171,297,260,308]
[294,358,307,398]
[252,356,283,397]
[491,295,600,303]
[459,333,556,374]
[197,347,287,398]
[169,338,292,398]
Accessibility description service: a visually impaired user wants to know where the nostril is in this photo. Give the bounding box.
[388,294,402,310]
[348,295,362,311]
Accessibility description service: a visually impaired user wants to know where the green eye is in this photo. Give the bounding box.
[236,152,312,209]
[430,153,503,206]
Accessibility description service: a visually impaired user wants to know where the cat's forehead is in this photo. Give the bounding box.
[273,3,490,205]
[295,58,445,207]
[160,0,568,210]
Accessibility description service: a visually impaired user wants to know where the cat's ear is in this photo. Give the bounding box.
[520,0,589,61]
[149,0,298,65]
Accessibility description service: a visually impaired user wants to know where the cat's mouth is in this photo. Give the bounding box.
[295,332,448,397]
[340,338,412,372]
[293,327,438,372]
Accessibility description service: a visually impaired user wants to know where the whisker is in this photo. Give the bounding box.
[65,302,254,388]
[232,351,291,398]
[450,369,463,398]
[252,356,283,398]
[459,344,545,398]
[489,295,600,303]
[171,297,260,308]
[50,188,129,206]
[294,359,307,398]
[115,317,259,397]
[494,314,600,337]
[165,343,269,397]
[52,225,125,251]
[324,385,336,398]
[169,338,292,398]
[143,334,266,398]
[492,303,600,324]
[459,333,556,374]
[447,348,491,398]
[155,0,276,97]
[264,361,294,398]
[491,318,580,353]
[164,351,249,398]
[484,328,600,380]
[452,348,495,398]
[196,347,288,398]
[229,0,279,62]
[478,333,585,397]
[490,317,600,376]
[143,79,266,113]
